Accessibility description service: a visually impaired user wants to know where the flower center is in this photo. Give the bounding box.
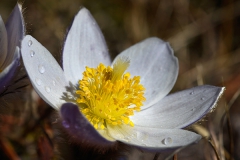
[76,58,145,130]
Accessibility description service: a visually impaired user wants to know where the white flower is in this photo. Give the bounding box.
[0,4,24,93]
[21,8,224,150]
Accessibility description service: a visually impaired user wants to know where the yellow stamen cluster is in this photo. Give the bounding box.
[76,58,145,130]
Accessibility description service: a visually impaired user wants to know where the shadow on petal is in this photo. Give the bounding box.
[60,103,115,148]
[0,47,20,94]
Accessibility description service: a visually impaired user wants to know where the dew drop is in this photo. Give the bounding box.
[62,120,70,128]
[30,50,35,57]
[38,65,45,74]
[201,97,205,100]
[162,137,172,145]
[116,134,124,139]
[45,86,51,93]
[131,133,137,138]
[141,143,147,146]
[28,40,32,46]
[35,78,42,86]
[52,80,56,86]
[137,132,148,140]
[123,137,130,142]
[190,91,194,95]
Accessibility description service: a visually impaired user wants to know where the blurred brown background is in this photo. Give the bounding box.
[0,0,240,159]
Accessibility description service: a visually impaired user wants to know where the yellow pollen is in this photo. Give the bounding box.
[76,58,146,130]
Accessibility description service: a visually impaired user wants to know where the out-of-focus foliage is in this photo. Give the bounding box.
[0,0,240,159]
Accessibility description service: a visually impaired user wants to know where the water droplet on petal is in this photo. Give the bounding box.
[38,65,45,74]
[52,80,56,86]
[123,137,130,142]
[28,40,33,46]
[45,86,51,93]
[137,132,148,140]
[30,50,35,57]
[141,143,147,146]
[162,137,172,145]
[62,120,70,128]
[131,133,137,138]
[116,134,124,139]
[35,78,42,86]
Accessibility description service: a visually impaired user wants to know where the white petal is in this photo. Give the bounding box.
[113,38,178,109]
[0,16,8,69]
[107,125,201,151]
[63,7,111,85]
[2,4,24,70]
[131,85,225,129]
[21,35,68,109]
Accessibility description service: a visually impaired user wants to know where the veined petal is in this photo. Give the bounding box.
[21,35,68,109]
[63,7,111,86]
[2,4,24,70]
[107,125,201,151]
[131,85,225,129]
[0,16,8,69]
[113,38,178,109]
[0,47,20,93]
[60,103,115,147]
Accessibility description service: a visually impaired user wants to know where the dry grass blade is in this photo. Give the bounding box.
[168,1,240,51]
[0,138,20,160]
[225,104,234,160]
[208,138,221,160]
[173,154,177,160]
[153,153,160,160]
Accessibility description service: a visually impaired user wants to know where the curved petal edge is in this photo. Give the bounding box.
[113,37,179,109]
[107,125,201,152]
[63,7,111,85]
[132,85,225,129]
[0,47,20,93]
[3,3,25,70]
